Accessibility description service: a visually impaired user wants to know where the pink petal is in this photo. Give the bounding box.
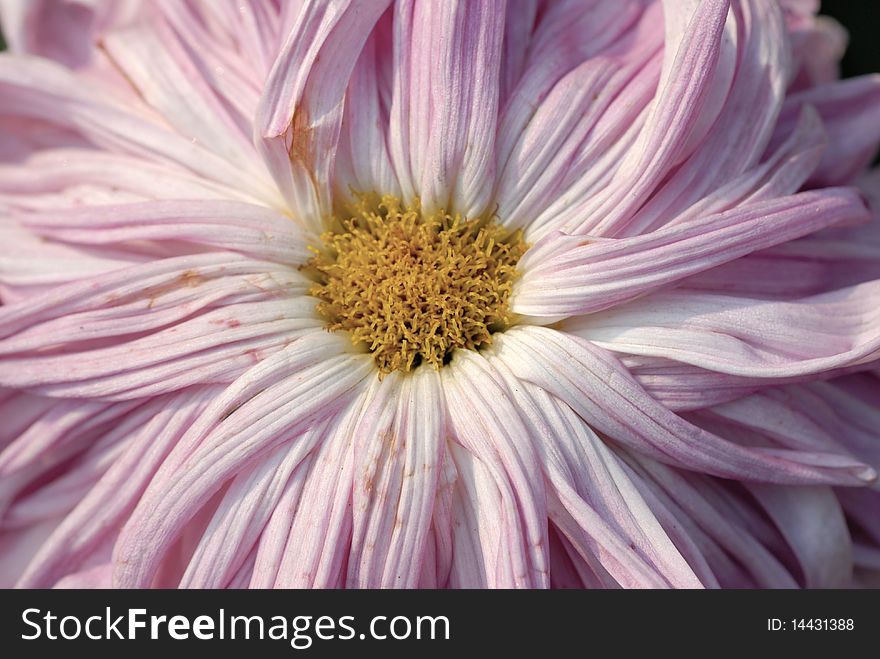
[20,199,315,264]
[444,443,500,588]
[515,188,868,318]
[3,408,131,529]
[179,420,329,588]
[247,455,316,588]
[621,454,799,588]
[680,233,880,300]
[54,563,113,588]
[541,0,733,237]
[546,490,668,589]
[0,0,138,68]
[16,386,216,588]
[775,74,880,185]
[496,326,875,485]
[0,149,261,204]
[0,302,320,400]
[417,0,505,217]
[257,0,390,229]
[565,283,880,378]
[493,12,661,233]
[493,367,704,588]
[617,0,793,237]
[748,483,852,587]
[348,368,444,588]
[112,334,373,587]
[266,383,380,588]
[0,400,139,501]
[443,351,549,588]
[101,22,268,180]
[498,0,539,105]
[335,27,400,199]
[493,0,646,198]
[0,55,281,204]
[428,447,458,588]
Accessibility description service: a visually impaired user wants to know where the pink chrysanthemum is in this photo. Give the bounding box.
[1,0,880,589]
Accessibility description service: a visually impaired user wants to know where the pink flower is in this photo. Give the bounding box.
[1,0,879,589]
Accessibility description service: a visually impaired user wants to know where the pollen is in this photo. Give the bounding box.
[307,195,527,374]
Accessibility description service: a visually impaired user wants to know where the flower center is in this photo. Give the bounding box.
[307,195,526,374]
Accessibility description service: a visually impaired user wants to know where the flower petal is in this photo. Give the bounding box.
[257,0,390,229]
[335,28,400,199]
[112,334,373,587]
[565,283,880,378]
[515,188,868,319]
[442,351,549,588]
[20,199,314,264]
[493,15,661,233]
[347,367,444,588]
[775,74,880,185]
[535,0,733,238]
[490,365,704,588]
[100,22,268,179]
[620,454,799,588]
[444,443,493,588]
[747,483,852,588]
[0,148,262,204]
[496,326,875,485]
[15,386,216,588]
[0,55,281,204]
[493,0,646,205]
[618,0,793,237]
[266,382,379,588]
[179,420,330,589]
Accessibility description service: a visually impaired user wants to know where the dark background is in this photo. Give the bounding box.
[0,1,876,72]
[822,0,880,79]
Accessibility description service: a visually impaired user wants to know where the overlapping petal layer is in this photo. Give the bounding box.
[1,0,879,589]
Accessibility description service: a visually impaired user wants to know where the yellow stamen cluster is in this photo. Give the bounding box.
[307,195,526,374]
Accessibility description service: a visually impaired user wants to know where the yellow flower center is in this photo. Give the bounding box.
[307,195,526,374]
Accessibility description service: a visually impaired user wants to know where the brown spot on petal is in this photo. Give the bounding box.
[288,106,314,167]
[178,270,203,287]
[147,269,205,308]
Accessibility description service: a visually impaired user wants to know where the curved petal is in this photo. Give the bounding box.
[444,443,492,588]
[20,199,315,264]
[15,386,217,588]
[100,21,267,178]
[538,0,733,237]
[112,334,373,587]
[495,326,875,485]
[775,74,880,185]
[493,17,661,233]
[565,282,880,378]
[514,188,869,319]
[387,0,505,217]
[493,0,646,203]
[488,362,704,588]
[347,367,444,588]
[179,420,331,588]
[0,149,263,204]
[747,483,852,588]
[0,55,280,204]
[256,0,391,229]
[335,28,400,199]
[442,351,549,588]
[0,0,139,68]
[618,0,793,237]
[619,454,799,588]
[265,379,379,588]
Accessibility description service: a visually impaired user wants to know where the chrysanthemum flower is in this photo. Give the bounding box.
[1,0,880,589]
